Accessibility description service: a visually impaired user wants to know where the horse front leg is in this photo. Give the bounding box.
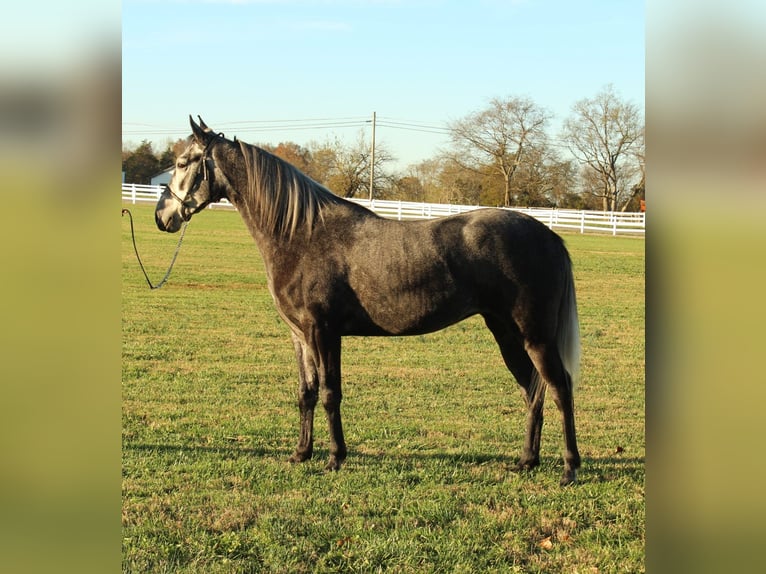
[318,332,346,471]
[288,333,317,463]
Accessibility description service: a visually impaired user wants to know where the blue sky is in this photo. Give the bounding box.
[123,0,644,169]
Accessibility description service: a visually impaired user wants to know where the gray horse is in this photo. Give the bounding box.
[156,116,582,485]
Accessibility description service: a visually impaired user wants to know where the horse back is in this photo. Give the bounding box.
[268,206,570,339]
[350,208,567,336]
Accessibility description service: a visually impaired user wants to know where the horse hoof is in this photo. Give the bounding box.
[288,451,312,464]
[325,456,344,472]
[559,470,577,486]
[512,457,540,472]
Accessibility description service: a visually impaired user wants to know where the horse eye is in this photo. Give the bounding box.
[176,160,187,169]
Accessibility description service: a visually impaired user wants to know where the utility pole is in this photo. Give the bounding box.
[369,111,376,200]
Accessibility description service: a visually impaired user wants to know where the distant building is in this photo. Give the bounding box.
[151,167,174,186]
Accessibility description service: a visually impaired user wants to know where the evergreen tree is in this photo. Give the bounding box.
[122,140,160,184]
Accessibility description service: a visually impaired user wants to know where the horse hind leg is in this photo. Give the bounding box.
[483,316,545,473]
[518,369,546,472]
[525,341,581,486]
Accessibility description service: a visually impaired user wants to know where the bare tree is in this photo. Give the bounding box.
[507,146,578,208]
[406,158,443,203]
[399,157,469,204]
[448,96,551,207]
[622,127,645,212]
[309,132,394,198]
[562,85,644,211]
[264,141,314,177]
[387,175,425,202]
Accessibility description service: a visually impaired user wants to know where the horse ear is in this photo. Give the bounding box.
[189,115,207,143]
[197,116,210,131]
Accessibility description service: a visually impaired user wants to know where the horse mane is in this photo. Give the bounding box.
[238,140,343,239]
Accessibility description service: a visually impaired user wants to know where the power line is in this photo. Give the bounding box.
[121,115,452,138]
[377,116,452,134]
[218,116,368,125]
[122,114,575,150]
[375,122,451,135]
[122,117,372,138]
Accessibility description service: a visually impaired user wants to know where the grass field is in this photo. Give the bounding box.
[122,203,645,573]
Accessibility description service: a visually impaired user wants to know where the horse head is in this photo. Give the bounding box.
[155,116,227,232]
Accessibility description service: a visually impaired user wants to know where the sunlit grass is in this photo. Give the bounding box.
[122,204,644,573]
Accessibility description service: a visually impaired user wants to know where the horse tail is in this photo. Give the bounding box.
[558,251,581,391]
[527,246,580,405]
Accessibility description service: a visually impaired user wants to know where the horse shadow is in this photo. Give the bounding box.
[123,442,644,484]
[351,450,644,484]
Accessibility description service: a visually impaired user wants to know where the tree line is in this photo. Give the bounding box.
[122,85,644,212]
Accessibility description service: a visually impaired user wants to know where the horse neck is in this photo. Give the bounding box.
[216,143,303,259]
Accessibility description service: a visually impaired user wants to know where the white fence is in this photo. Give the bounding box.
[122,183,645,236]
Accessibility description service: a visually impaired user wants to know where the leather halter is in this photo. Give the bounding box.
[200,132,225,182]
[165,132,225,204]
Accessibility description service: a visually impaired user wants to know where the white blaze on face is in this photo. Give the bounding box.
[155,191,184,232]
[155,142,204,232]
[154,121,230,233]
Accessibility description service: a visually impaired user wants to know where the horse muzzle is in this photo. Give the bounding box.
[155,200,185,233]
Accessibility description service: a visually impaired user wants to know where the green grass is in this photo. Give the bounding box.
[122,204,645,573]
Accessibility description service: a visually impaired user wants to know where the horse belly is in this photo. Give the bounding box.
[343,276,476,336]
[340,218,490,336]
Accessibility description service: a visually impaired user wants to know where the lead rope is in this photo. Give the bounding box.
[122,208,189,289]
